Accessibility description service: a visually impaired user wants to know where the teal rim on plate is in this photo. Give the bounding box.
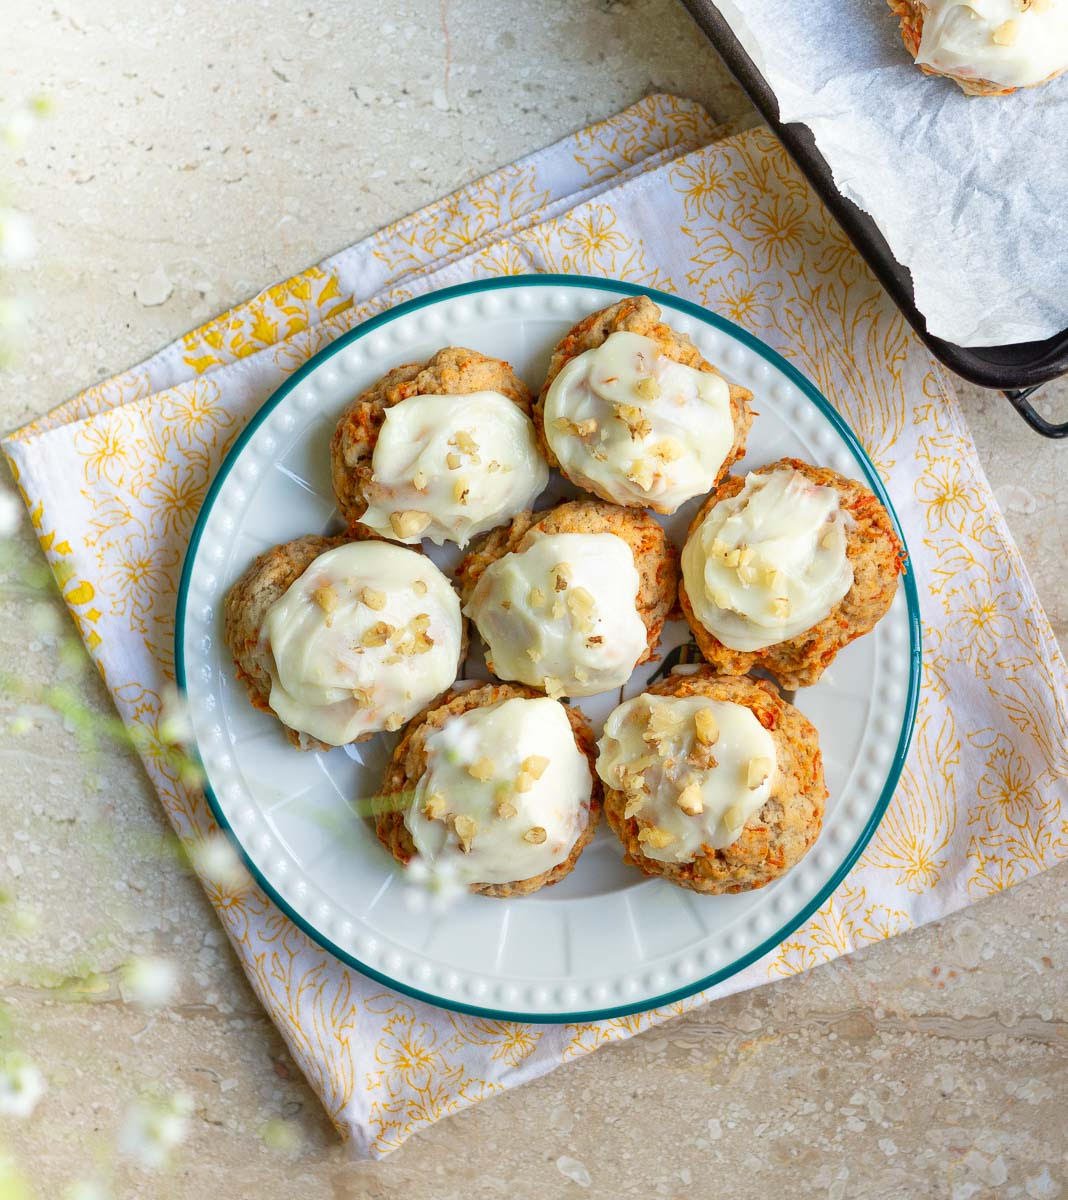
[175,273,922,1024]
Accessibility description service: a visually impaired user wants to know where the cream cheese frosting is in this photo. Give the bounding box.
[681,468,854,653]
[262,541,462,745]
[597,692,777,864]
[404,696,593,885]
[543,330,735,513]
[465,530,648,698]
[359,390,549,547]
[915,0,1068,88]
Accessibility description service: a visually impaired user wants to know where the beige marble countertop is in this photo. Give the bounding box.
[1,2,1064,1196]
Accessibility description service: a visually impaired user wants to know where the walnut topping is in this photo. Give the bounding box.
[587,634,604,646]
[710,538,729,559]
[487,459,501,472]
[453,814,478,852]
[694,707,719,746]
[384,712,404,732]
[992,18,1018,43]
[651,437,683,463]
[312,584,338,613]
[623,793,646,819]
[626,458,656,491]
[496,797,518,819]
[522,755,549,780]
[724,547,742,568]
[412,469,428,491]
[566,586,596,631]
[390,509,431,539]
[453,479,470,505]
[820,528,838,551]
[643,702,682,748]
[515,770,534,793]
[528,586,546,608]
[523,826,547,845]
[361,621,394,647]
[677,782,704,816]
[543,676,566,699]
[770,596,791,618]
[747,757,772,789]
[551,600,565,619]
[722,802,746,835]
[553,416,597,438]
[737,564,756,586]
[446,451,462,470]
[412,579,428,596]
[450,430,480,463]
[423,792,447,820]
[525,645,543,663]
[637,825,675,849]
[360,586,387,611]
[351,687,373,708]
[552,562,573,591]
[634,375,660,402]
[616,403,653,440]
[466,756,495,781]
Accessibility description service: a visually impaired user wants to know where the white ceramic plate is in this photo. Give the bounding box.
[176,276,921,1022]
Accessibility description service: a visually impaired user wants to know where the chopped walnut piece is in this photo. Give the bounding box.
[351,687,373,708]
[515,770,534,793]
[525,645,543,663]
[637,825,675,849]
[522,755,549,780]
[523,826,547,845]
[737,546,754,567]
[423,792,447,820]
[643,701,682,748]
[566,586,596,631]
[710,538,729,559]
[634,375,660,402]
[694,707,719,746]
[722,802,747,835]
[770,596,791,618]
[747,757,773,789]
[453,813,478,852]
[626,458,656,491]
[390,509,431,539]
[623,793,645,819]
[496,798,518,819]
[543,676,566,699]
[552,562,573,591]
[651,437,683,463]
[724,547,742,568]
[677,782,704,816]
[453,479,470,505]
[467,756,495,781]
[412,469,428,491]
[361,621,394,647]
[412,579,428,595]
[487,459,502,473]
[384,712,404,732]
[615,403,653,440]
[312,584,338,613]
[576,417,598,436]
[528,586,546,608]
[992,18,1018,43]
[819,528,838,551]
[360,586,387,611]
[446,451,462,470]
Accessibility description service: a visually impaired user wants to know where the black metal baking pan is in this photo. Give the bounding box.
[681,0,1068,437]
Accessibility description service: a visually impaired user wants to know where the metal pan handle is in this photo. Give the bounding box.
[1003,388,1068,439]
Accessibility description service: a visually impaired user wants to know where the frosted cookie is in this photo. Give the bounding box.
[375,682,601,896]
[534,295,753,514]
[679,458,904,690]
[223,534,464,749]
[888,0,1068,94]
[596,669,826,894]
[330,346,547,548]
[455,499,678,698]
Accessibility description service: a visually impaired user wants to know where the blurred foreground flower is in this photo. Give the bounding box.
[121,956,178,1009]
[0,1151,33,1200]
[65,1182,110,1200]
[119,1092,193,1170]
[0,490,20,538]
[0,1058,45,1119]
[403,856,465,913]
[0,211,33,267]
[190,832,252,893]
[158,685,192,746]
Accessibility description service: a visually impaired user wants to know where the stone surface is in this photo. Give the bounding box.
[0,1,1064,1197]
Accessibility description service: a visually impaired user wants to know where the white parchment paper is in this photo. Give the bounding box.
[716,0,1068,347]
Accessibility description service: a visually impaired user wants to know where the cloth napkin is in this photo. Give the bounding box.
[5,94,1066,1159]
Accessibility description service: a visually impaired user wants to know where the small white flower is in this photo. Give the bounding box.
[0,1057,46,1118]
[191,832,251,892]
[2,108,34,148]
[119,1093,193,1170]
[0,490,21,537]
[121,956,178,1008]
[402,856,464,913]
[0,210,35,266]
[158,685,192,745]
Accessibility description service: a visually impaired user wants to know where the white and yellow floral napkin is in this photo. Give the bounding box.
[4,95,1066,1158]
